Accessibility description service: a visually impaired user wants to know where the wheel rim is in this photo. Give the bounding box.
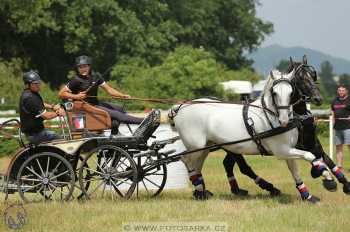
[136,156,167,198]
[72,156,91,200]
[79,145,137,200]
[17,152,75,203]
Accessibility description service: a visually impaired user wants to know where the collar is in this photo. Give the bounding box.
[338,95,348,101]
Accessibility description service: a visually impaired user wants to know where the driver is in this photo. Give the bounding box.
[58,55,143,127]
[20,71,65,144]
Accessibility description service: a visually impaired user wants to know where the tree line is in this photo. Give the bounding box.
[0,0,272,108]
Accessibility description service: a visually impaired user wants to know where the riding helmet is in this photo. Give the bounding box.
[75,55,92,66]
[23,70,41,84]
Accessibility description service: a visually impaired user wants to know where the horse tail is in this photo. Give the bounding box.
[167,105,179,131]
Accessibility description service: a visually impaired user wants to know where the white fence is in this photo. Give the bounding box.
[0,115,339,160]
[316,116,334,159]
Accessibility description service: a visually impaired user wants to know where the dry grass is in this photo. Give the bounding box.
[0,139,350,232]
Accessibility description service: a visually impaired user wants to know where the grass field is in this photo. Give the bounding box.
[0,138,350,232]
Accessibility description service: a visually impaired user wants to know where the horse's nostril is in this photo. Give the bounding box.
[313,97,323,105]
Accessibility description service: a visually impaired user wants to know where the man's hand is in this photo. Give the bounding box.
[53,104,61,111]
[76,91,87,100]
[56,108,66,117]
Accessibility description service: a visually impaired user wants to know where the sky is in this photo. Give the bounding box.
[255,0,350,60]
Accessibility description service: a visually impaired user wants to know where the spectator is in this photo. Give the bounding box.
[331,85,350,171]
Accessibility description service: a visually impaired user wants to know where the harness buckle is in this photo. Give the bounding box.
[247,117,254,127]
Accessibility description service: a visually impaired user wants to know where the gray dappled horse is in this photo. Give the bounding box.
[170,68,332,203]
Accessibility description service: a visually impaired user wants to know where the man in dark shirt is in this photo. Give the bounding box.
[20,71,65,144]
[331,85,350,170]
[58,55,143,125]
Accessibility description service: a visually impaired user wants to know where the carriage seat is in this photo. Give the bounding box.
[66,101,112,136]
[66,101,161,142]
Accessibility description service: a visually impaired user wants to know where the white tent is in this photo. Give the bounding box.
[253,80,267,92]
[221,80,253,94]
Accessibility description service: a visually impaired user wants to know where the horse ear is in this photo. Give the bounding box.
[270,71,275,80]
[302,55,308,64]
[289,56,294,65]
[286,68,295,79]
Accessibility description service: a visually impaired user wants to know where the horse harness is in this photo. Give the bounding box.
[243,77,296,156]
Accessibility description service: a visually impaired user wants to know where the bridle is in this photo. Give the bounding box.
[291,64,318,103]
[270,77,294,115]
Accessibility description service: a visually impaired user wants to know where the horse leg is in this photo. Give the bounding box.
[285,160,320,203]
[300,119,338,191]
[182,150,211,200]
[313,139,350,194]
[194,150,214,198]
[284,148,333,181]
[223,151,249,196]
[234,153,281,196]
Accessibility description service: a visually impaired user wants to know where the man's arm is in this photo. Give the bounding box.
[40,111,59,120]
[100,83,130,98]
[24,99,59,120]
[44,102,66,116]
[58,86,87,100]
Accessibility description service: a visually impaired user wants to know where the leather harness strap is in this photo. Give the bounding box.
[243,103,271,156]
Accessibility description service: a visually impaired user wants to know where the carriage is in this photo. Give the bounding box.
[1,58,347,204]
[0,101,180,203]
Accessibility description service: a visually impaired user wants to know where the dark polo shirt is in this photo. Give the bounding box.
[331,96,350,130]
[66,73,105,105]
[19,89,46,134]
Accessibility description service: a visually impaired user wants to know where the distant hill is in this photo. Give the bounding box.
[247,44,350,76]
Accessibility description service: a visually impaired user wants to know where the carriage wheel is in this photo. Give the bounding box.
[17,152,75,203]
[72,156,91,200]
[135,155,167,198]
[78,145,138,200]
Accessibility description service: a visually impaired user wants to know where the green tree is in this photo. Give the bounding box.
[0,0,181,87]
[120,46,226,100]
[275,59,290,73]
[0,0,272,88]
[113,46,261,109]
[319,61,337,97]
[0,58,57,109]
[166,0,273,69]
[338,74,350,87]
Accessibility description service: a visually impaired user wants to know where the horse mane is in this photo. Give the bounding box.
[262,70,282,94]
[287,61,301,73]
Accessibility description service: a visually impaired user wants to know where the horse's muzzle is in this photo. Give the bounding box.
[312,96,323,106]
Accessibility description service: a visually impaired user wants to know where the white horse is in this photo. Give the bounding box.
[169,69,332,203]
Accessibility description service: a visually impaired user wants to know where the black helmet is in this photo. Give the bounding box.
[23,70,41,84]
[75,55,92,66]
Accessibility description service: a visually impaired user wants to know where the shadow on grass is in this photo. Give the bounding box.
[217,192,294,204]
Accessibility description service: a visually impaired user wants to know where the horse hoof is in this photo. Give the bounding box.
[269,188,281,197]
[310,166,322,178]
[232,188,248,196]
[343,182,350,195]
[193,190,213,200]
[322,179,337,192]
[306,195,320,204]
[205,190,214,198]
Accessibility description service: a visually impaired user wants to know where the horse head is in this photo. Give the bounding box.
[265,69,294,127]
[288,55,323,106]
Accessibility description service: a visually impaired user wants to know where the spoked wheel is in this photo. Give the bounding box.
[72,156,91,200]
[135,155,167,198]
[17,152,75,203]
[78,145,138,200]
